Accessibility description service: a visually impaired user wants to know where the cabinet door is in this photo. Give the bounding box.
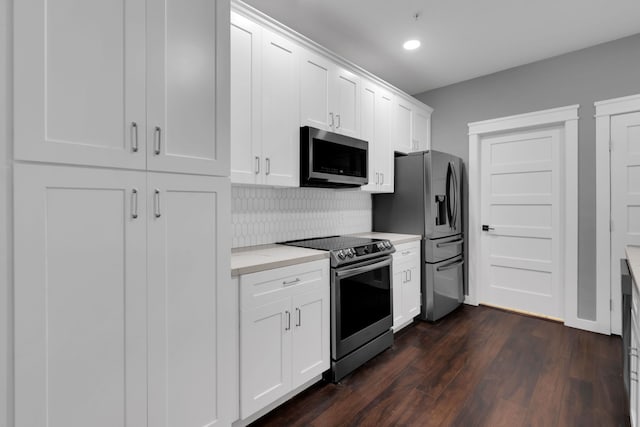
[300,50,332,132]
[231,13,262,184]
[412,107,431,152]
[241,299,292,419]
[394,96,413,154]
[292,288,330,389]
[147,0,230,176]
[376,90,394,193]
[333,67,360,138]
[404,257,422,319]
[14,0,146,169]
[147,173,232,426]
[261,29,300,187]
[360,81,377,192]
[14,164,147,427]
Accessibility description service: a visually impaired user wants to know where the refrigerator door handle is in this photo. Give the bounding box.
[446,162,454,228]
[451,162,458,230]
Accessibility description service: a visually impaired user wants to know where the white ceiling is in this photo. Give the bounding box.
[241,0,640,95]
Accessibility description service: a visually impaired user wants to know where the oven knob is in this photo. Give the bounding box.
[347,248,355,257]
[384,241,392,249]
[337,250,346,260]
[377,242,385,250]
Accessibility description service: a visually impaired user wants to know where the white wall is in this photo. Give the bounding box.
[231,185,372,247]
[0,0,12,425]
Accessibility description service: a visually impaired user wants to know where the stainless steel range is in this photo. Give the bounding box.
[283,236,395,382]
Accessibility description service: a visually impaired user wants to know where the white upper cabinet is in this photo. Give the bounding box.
[393,96,414,154]
[146,0,230,176]
[15,0,229,176]
[412,104,432,152]
[230,13,299,187]
[230,13,263,184]
[300,49,360,138]
[14,0,147,169]
[261,29,300,187]
[361,80,393,193]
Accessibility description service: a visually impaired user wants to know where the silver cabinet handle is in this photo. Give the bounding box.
[295,307,301,327]
[375,172,379,185]
[265,158,271,175]
[437,259,464,272]
[154,126,161,155]
[283,278,300,286]
[402,270,407,283]
[154,189,161,218]
[130,122,139,153]
[436,238,464,248]
[329,112,334,129]
[285,310,291,331]
[380,173,384,185]
[255,156,260,174]
[131,189,139,219]
[407,269,411,281]
[336,114,341,129]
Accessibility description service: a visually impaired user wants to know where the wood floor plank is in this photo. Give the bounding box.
[248,305,628,427]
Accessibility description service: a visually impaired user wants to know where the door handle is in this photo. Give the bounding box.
[407,269,411,281]
[336,114,341,129]
[380,173,384,185]
[329,112,334,129]
[265,158,271,175]
[285,310,291,331]
[295,307,301,327]
[131,189,139,219]
[437,259,464,272]
[255,156,260,174]
[154,126,162,155]
[154,189,161,218]
[482,225,495,231]
[130,122,138,153]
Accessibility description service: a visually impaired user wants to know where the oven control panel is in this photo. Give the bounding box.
[332,239,394,266]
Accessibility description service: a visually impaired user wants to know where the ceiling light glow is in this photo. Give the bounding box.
[403,39,421,50]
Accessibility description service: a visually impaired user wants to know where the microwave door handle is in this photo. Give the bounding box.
[336,258,392,278]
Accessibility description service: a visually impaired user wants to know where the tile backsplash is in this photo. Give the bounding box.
[232,185,372,248]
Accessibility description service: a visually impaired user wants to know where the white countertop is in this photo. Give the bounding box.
[350,232,422,245]
[231,244,329,277]
[627,245,640,285]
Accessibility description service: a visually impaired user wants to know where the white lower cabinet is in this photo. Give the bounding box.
[14,163,233,427]
[392,241,422,332]
[239,259,330,419]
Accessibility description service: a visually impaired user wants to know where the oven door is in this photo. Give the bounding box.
[332,256,393,360]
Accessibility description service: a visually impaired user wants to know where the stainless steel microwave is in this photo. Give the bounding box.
[300,126,368,188]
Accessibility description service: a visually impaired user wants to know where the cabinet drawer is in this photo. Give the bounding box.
[240,259,329,310]
[393,241,420,260]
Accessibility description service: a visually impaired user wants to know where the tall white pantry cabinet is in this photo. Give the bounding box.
[9,0,234,426]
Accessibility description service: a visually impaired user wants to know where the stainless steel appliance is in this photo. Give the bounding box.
[300,126,368,188]
[282,236,394,382]
[373,150,464,321]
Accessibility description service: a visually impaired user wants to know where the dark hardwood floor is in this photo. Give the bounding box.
[249,305,629,427]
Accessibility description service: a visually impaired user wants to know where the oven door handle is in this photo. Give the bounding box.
[335,258,392,278]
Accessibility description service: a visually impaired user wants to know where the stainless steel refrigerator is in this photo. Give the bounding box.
[373,150,464,321]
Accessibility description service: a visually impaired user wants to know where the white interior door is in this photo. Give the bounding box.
[479,127,563,319]
[611,112,640,325]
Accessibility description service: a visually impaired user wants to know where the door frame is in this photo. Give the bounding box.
[595,93,640,335]
[467,105,594,332]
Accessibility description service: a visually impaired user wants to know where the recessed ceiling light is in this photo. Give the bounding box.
[403,39,421,50]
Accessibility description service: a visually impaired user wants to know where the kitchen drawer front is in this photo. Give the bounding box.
[393,241,420,261]
[424,234,463,263]
[240,259,329,310]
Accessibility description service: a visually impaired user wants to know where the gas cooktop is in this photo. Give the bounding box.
[281,235,394,267]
